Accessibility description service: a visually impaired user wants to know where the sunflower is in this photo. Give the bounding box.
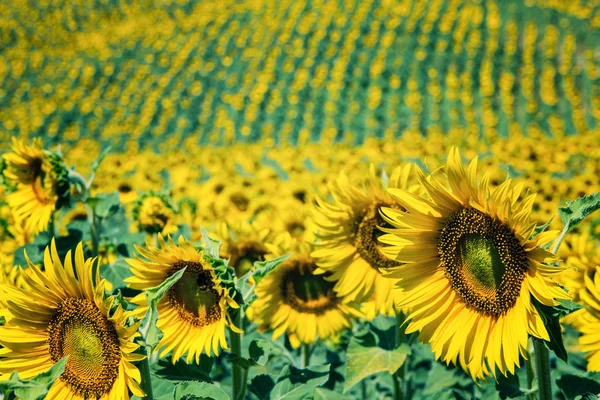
[132,191,177,235]
[125,235,240,363]
[216,220,272,277]
[1,138,70,235]
[378,148,569,380]
[310,163,416,313]
[246,234,360,348]
[569,266,600,371]
[0,240,144,399]
[557,231,600,301]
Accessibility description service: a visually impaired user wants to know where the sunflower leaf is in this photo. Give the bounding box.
[248,374,276,400]
[88,191,121,219]
[556,374,600,400]
[253,254,290,285]
[89,145,112,174]
[269,364,331,399]
[533,300,569,362]
[226,339,281,369]
[558,192,600,233]
[200,226,221,259]
[531,217,554,238]
[173,381,230,400]
[140,267,187,349]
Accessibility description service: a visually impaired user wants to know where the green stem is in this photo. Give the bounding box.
[302,343,311,368]
[525,342,535,400]
[361,379,367,400]
[392,372,405,400]
[86,204,99,256]
[533,338,552,400]
[394,313,408,400]
[139,350,155,400]
[230,309,246,400]
[551,223,569,254]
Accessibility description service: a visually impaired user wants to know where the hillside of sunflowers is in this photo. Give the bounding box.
[1,0,600,399]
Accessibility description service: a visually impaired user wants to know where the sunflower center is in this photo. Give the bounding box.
[281,258,337,314]
[354,203,398,271]
[439,207,529,317]
[167,261,222,327]
[47,298,121,398]
[29,157,52,204]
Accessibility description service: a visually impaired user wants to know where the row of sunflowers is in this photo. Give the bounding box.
[0,136,599,399]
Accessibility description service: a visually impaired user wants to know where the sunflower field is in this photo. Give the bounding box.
[1,0,600,399]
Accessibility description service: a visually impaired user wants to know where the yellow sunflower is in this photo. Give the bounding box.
[125,235,240,363]
[378,148,569,380]
[569,266,600,371]
[132,192,177,235]
[0,240,144,399]
[246,234,360,348]
[1,138,70,235]
[216,220,272,278]
[311,163,416,314]
[557,231,599,301]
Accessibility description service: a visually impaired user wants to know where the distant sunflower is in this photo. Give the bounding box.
[246,234,360,348]
[125,235,240,363]
[0,240,144,399]
[379,148,568,379]
[311,163,415,313]
[132,191,177,235]
[557,231,599,302]
[216,221,272,277]
[1,138,70,235]
[569,266,600,371]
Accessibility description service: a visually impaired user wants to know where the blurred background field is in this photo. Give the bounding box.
[1,0,599,236]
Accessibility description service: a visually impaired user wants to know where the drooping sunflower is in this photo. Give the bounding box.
[246,234,361,348]
[125,235,240,363]
[569,266,600,371]
[0,240,144,399]
[378,148,569,380]
[1,138,70,235]
[310,163,416,314]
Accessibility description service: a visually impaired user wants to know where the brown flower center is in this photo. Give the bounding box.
[354,202,398,271]
[281,258,337,314]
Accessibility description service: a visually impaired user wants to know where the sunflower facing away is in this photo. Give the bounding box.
[246,234,361,348]
[0,240,144,399]
[378,148,568,380]
[569,266,600,371]
[1,138,70,235]
[311,164,415,314]
[126,235,240,363]
[132,191,177,235]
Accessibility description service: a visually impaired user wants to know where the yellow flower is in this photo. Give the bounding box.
[0,240,144,399]
[1,138,70,235]
[247,234,360,348]
[379,148,568,380]
[569,266,600,371]
[132,192,177,234]
[311,164,416,314]
[216,220,272,278]
[125,235,240,363]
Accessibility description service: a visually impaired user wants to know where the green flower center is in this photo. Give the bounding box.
[439,207,529,317]
[282,258,337,314]
[168,261,222,327]
[48,298,121,398]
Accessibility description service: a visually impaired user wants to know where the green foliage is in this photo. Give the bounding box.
[227,339,281,369]
[0,358,67,400]
[173,381,230,400]
[140,268,186,349]
[153,356,214,382]
[200,227,221,259]
[558,192,600,233]
[89,146,112,175]
[556,374,600,400]
[101,258,133,292]
[88,191,121,219]
[269,364,331,399]
[534,299,583,362]
[344,318,411,392]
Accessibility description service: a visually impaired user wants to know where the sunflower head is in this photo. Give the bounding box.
[132,191,176,234]
[247,234,360,348]
[0,240,144,399]
[216,220,272,277]
[1,138,70,235]
[126,234,240,363]
[379,148,568,380]
[310,163,416,313]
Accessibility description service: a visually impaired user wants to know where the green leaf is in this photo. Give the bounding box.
[0,357,68,400]
[101,258,133,291]
[422,362,473,395]
[558,192,600,233]
[200,227,221,259]
[89,191,121,219]
[253,254,290,285]
[534,299,576,362]
[531,217,554,238]
[495,372,525,399]
[173,381,230,400]
[153,356,214,382]
[131,373,178,400]
[270,364,330,400]
[140,268,186,349]
[315,388,353,400]
[556,374,600,400]
[90,146,112,174]
[248,374,275,400]
[249,339,280,366]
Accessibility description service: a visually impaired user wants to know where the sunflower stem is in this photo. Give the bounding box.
[533,338,552,400]
[139,350,155,400]
[86,204,100,256]
[525,342,535,400]
[230,309,246,400]
[394,312,408,400]
[302,343,312,367]
[551,224,569,254]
